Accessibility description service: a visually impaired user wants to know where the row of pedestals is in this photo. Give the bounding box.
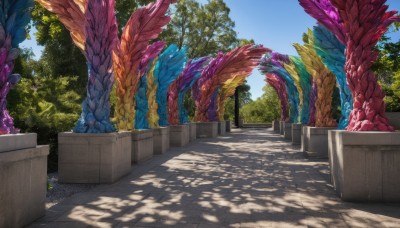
[272,120,400,203]
[0,121,231,227]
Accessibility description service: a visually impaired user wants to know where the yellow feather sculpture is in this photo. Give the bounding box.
[284,61,303,111]
[293,29,337,127]
[146,58,159,128]
[217,74,247,121]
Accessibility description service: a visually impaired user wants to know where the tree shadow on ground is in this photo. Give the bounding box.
[30,128,400,228]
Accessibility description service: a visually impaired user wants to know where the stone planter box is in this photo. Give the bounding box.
[302,126,336,158]
[0,134,49,228]
[218,121,226,136]
[292,124,302,145]
[189,123,197,142]
[284,122,292,140]
[279,121,285,135]
[272,120,280,133]
[58,132,131,184]
[196,122,218,138]
[329,130,400,202]
[226,120,231,132]
[170,125,190,147]
[301,126,308,152]
[386,112,400,130]
[153,127,169,154]
[131,130,153,163]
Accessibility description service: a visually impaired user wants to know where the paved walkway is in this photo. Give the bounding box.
[30,129,400,228]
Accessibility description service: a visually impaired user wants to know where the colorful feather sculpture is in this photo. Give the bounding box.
[217,75,248,121]
[168,57,209,125]
[0,0,33,135]
[147,58,159,128]
[283,58,304,122]
[38,0,119,133]
[265,73,289,122]
[313,25,352,129]
[259,52,301,124]
[195,45,268,122]
[298,0,346,44]
[309,81,318,126]
[289,56,312,125]
[154,44,188,127]
[207,88,219,122]
[135,41,166,129]
[293,29,337,127]
[330,0,399,131]
[113,0,175,131]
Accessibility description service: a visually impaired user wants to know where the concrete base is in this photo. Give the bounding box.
[153,127,169,154]
[284,122,292,140]
[132,130,153,164]
[302,126,336,158]
[218,121,226,136]
[386,112,400,130]
[170,125,190,147]
[196,122,218,138]
[189,123,197,142]
[279,121,285,135]
[272,120,280,133]
[59,132,131,183]
[0,133,37,153]
[0,134,49,228]
[226,120,231,132]
[292,124,302,145]
[329,130,400,202]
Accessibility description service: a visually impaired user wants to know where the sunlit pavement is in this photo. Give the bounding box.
[30,128,400,228]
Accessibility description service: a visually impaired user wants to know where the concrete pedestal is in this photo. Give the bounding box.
[153,127,169,154]
[279,121,285,135]
[272,120,280,133]
[196,122,218,138]
[226,120,231,132]
[170,125,190,147]
[132,130,153,163]
[302,126,336,158]
[59,132,131,183]
[284,122,292,140]
[0,134,49,228]
[218,121,226,136]
[292,124,302,145]
[329,130,400,202]
[189,123,197,142]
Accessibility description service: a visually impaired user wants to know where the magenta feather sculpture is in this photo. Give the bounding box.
[266,73,289,122]
[330,0,399,131]
[0,0,33,134]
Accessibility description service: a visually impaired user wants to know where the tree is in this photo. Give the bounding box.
[160,0,238,58]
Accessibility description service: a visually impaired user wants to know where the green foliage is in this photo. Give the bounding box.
[239,85,280,123]
[160,0,238,58]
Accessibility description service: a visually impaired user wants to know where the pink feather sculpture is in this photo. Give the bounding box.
[330,0,399,131]
[113,0,176,131]
[194,45,269,122]
[266,73,289,122]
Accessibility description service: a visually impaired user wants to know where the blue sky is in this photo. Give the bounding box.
[21,0,400,100]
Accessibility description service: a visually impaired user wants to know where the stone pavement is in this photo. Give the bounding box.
[30,128,400,228]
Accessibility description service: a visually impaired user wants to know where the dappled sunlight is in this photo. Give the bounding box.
[31,128,400,227]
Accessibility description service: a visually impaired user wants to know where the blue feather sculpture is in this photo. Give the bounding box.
[135,70,150,129]
[290,56,312,124]
[154,44,188,126]
[259,52,301,124]
[313,25,353,129]
[0,0,33,134]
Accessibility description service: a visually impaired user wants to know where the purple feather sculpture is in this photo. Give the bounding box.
[0,0,33,135]
[266,73,289,122]
[168,57,209,125]
[37,0,119,133]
